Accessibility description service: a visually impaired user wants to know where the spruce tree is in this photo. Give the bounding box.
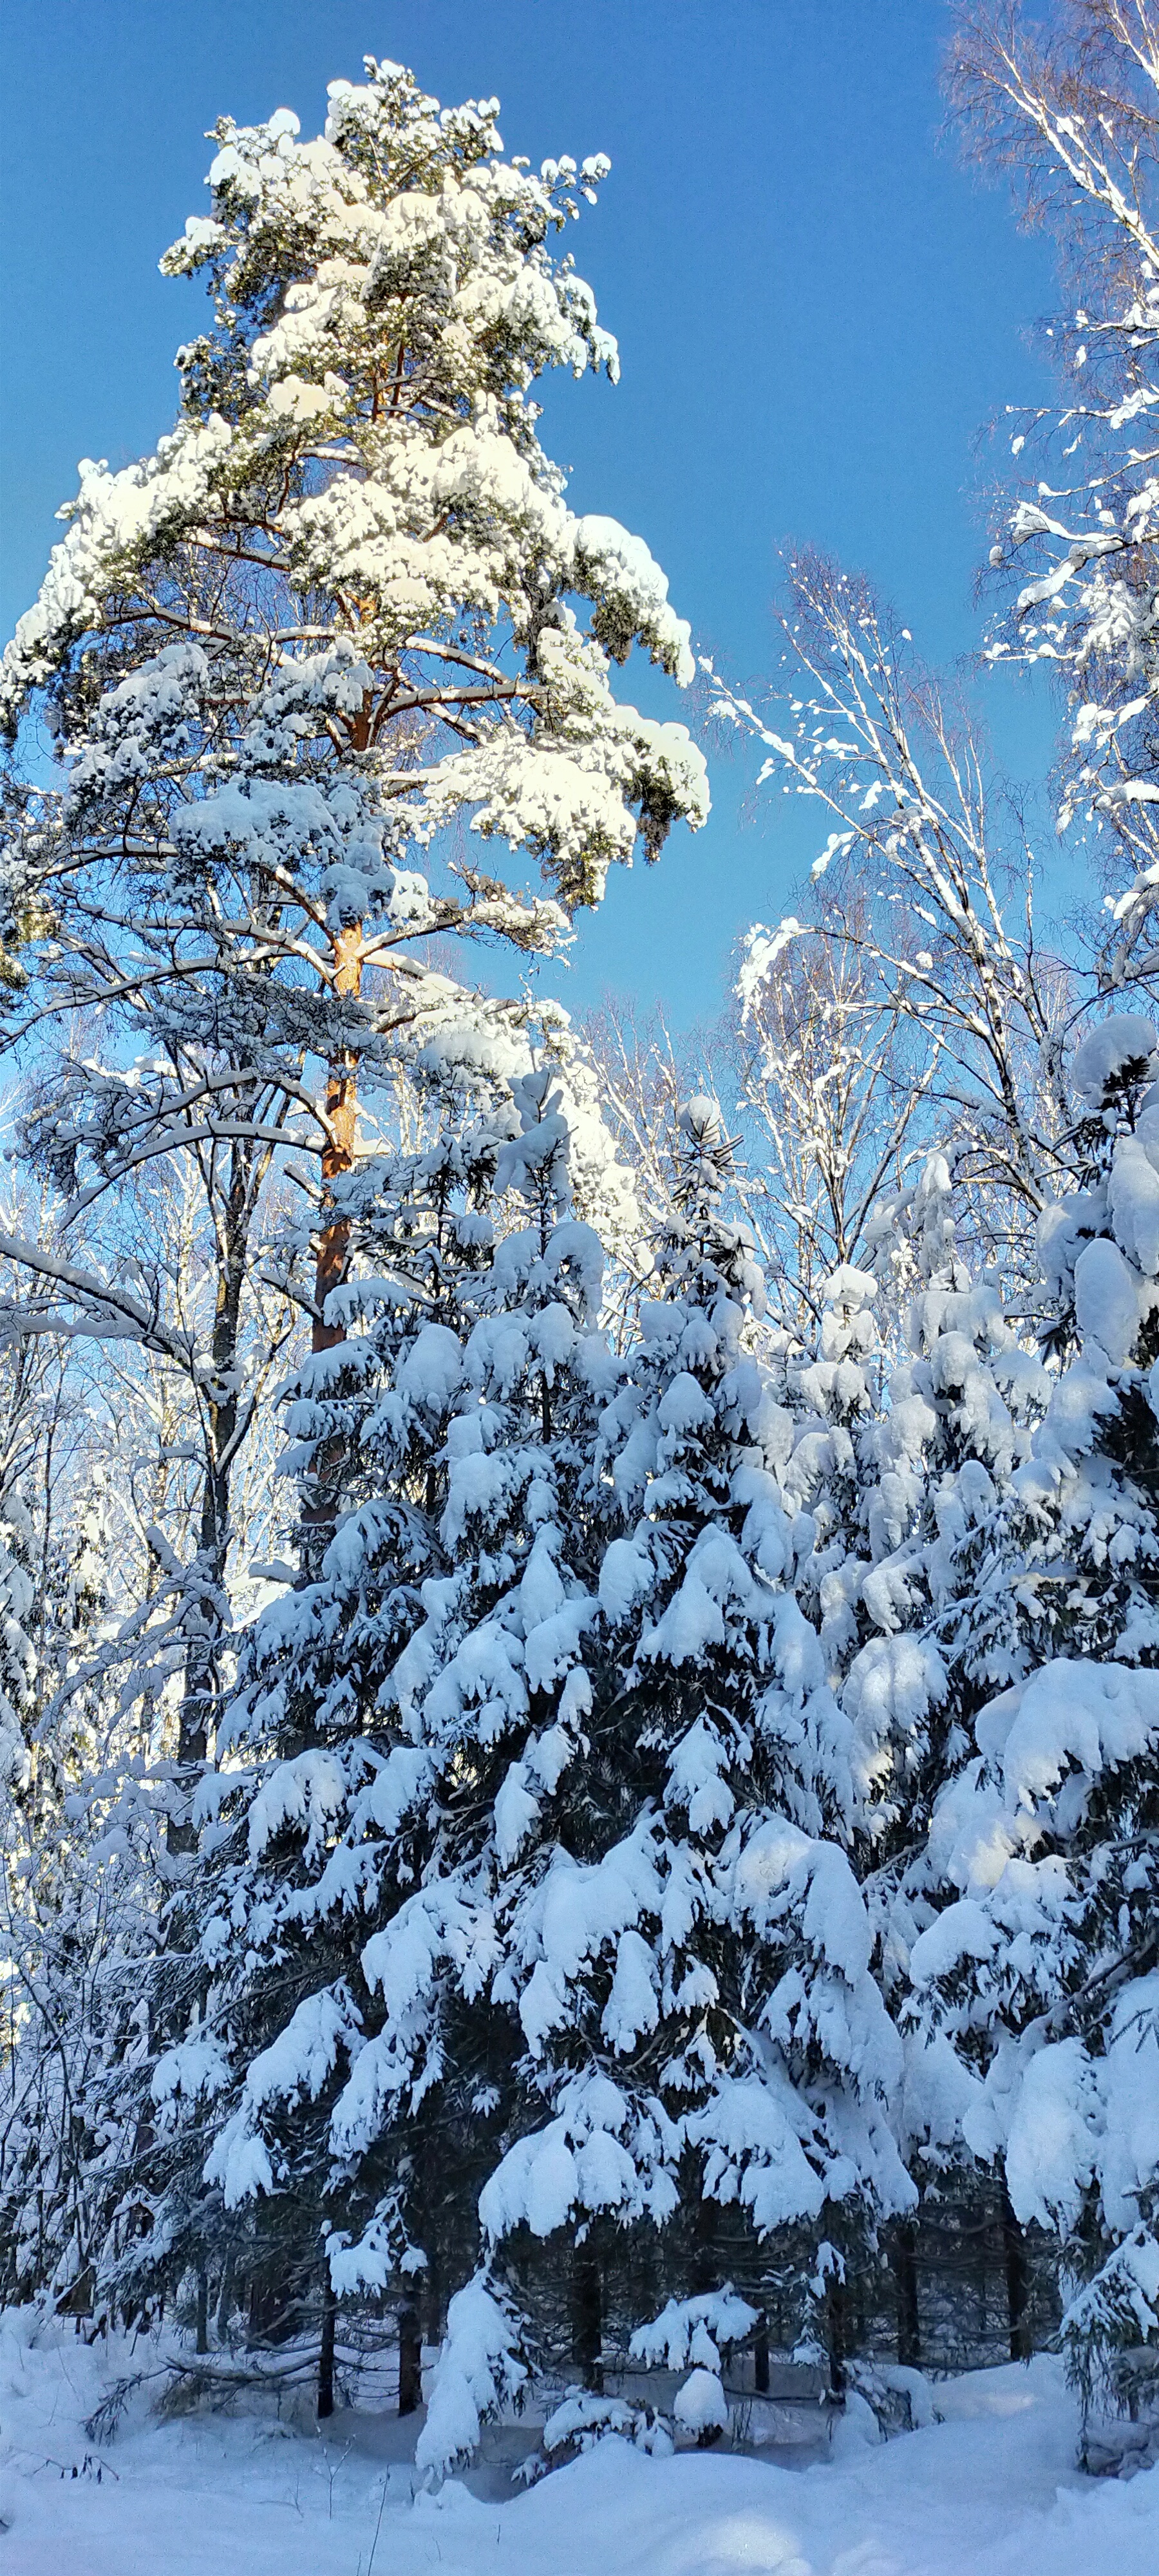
[129,1062,617,2390]
[843,1155,1045,1877]
[907,1022,1159,2413]
[825,1159,1049,2358]
[456,1101,914,2451]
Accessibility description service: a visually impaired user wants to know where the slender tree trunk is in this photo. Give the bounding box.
[398,2302,422,2416]
[300,921,364,1568]
[247,2275,269,2345]
[216,2254,235,2344]
[571,2248,603,2394]
[892,2219,921,2367]
[168,1461,227,1858]
[424,2238,444,2352]
[168,1144,253,1855]
[195,2267,209,2356]
[317,2278,337,2419]
[1001,2184,1031,2362]
[753,2326,770,2394]
[312,922,363,1357]
[821,2229,849,2403]
[824,2275,848,2401]
[691,2186,717,2295]
[247,2271,296,2347]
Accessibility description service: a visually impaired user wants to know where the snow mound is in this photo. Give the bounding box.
[672,2367,729,2438]
[1071,1014,1159,1106]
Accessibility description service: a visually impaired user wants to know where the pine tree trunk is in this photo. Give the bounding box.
[824,2266,848,2401]
[317,2280,337,2419]
[195,2267,209,2356]
[247,2275,269,2345]
[1001,2184,1031,2362]
[424,2240,444,2351]
[248,2271,296,2347]
[753,2326,770,2394]
[692,2187,718,2295]
[975,2218,988,2345]
[571,2248,603,2394]
[397,2302,422,2416]
[312,922,363,1358]
[892,2219,920,2367]
[301,920,364,1564]
[216,2255,234,2344]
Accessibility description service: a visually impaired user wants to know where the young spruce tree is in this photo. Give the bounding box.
[908,1021,1159,2419]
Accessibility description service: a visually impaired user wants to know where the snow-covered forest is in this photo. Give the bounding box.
[1,6,1159,2568]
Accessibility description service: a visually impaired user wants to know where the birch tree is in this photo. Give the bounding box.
[708,558,1073,1277]
[947,4,1159,1028]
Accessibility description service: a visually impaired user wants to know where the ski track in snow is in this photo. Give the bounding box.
[1,2325,1157,2576]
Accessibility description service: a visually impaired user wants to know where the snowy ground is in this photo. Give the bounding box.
[1,2315,1157,2576]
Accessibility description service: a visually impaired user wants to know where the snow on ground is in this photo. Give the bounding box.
[0,2313,1157,2576]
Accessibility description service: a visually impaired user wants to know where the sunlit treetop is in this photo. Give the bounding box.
[1,54,706,965]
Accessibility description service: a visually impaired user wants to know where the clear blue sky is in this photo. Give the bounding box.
[0,0,1063,1029]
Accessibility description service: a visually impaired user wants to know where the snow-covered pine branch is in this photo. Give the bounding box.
[0,50,701,1842]
[0,55,708,1273]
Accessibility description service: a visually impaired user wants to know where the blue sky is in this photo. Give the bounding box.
[0,0,1064,1028]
